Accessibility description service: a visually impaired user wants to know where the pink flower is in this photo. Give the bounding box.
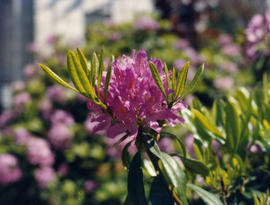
[35,166,56,189]
[13,92,31,108]
[0,154,22,185]
[0,111,16,128]
[87,50,186,142]
[175,39,190,49]
[57,163,69,177]
[184,134,195,158]
[23,64,39,79]
[14,127,32,145]
[84,180,98,193]
[158,138,174,153]
[27,138,55,166]
[48,123,74,149]
[50,109,74,126]
[213,77,234,90]
[221,44,241,57]
[39,99,53,120]
[47,85,68,103]
[134,16,159,31]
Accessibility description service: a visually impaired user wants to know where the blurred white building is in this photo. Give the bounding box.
[35,0,153,45]
[0,0,153,110]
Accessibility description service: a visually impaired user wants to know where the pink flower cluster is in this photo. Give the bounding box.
[0,154,22,185]
[87,50,187,141]
[134,16,159,31]
[27,138,55,166]
[48,109,74,149]
[246,11,270,57]
[34,166,56,189]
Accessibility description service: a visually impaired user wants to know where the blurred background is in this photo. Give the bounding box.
[0,0,269,110]
[1,0,270,205]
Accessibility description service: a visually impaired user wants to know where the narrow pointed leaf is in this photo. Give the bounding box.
[172,153,209,177]
[181,64,204,99]
[187,184,223,205]
[67,50,86,94]
[193,109,223,138]
[68,50,96,99]
[97,48,105,97]
[175,62,189,100]
[104,58,112,103]
[39,64,79,93]
[127,152,147,205]
[76,48,90,77]
[172,67,176,91]
[225,101,241,153]
[90,52,99,86]
[164,63,171,89]
[149,61,167,99]
[263,73,268,104]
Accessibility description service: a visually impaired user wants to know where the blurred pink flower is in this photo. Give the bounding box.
[134,16,159,31]
[175,39,190,49]
[27,138,55,166]
[213,77,234,90]
[48,123,74,149]
[218,34,233,46]
[221,44,241,56]
[84,180,98,193]
[14,127,32,145]
[158,138,174,153]
[39,99,53,120]
[13,92,31,108]
[23,64,40,79]
[50,109,74,126]
[184,134,195,158]
[58,163,69,177]
[47,85,67,103]
[35,166,56,189]
[0,111,16,128]
[0,154,22,185]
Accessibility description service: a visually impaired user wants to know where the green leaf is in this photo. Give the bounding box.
[39,64,79,93]
[173,153,209,177]
[164,63,171,89]
[263,73,268,104]
[149,61,167,100]
[225,100,241,153]
[193,109,223,139]
[90,52,99,86]
[193,143,203,161]
[127,152,147,205]
[181,64,204,99]
[172,67,176,91]
[187,184,223,205]
[149,175,174,205]
[175,62,189,100]
[97,48,105,97]
[158,152,188,205]
[104,56,113,103]
[68,50,96,99]
[67,50,87,94]
[76,48,89,77]
[121,141,133,169]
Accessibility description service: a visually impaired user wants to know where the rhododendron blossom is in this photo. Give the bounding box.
[87,50,187,140]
